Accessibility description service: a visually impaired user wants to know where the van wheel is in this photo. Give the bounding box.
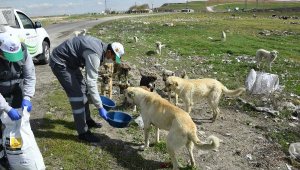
[39,41,50,64]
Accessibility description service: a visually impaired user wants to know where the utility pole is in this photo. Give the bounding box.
[105,0,107,12]
[186,0,188,9]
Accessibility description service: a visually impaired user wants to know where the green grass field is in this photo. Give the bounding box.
[38,6,300,169]
[89,11,300,94]
[213,1,300,11]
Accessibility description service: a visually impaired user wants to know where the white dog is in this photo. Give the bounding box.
[124,87,220,170]
[133,36,138,43]
[156,41,165,55]
[73,29,87,37]
[256,49,279,71]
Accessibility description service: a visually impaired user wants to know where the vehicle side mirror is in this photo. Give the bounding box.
[35,21,42,28]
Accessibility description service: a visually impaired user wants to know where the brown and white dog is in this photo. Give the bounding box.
[124,87,220,170]
[165,76,246,121]
[114,62,131,82]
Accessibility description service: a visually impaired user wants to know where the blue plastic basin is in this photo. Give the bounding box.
[107,111,132,128]
[100,95,116,111]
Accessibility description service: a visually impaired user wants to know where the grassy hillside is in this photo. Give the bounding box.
[156,1,300,12]
[213,1,300,11]
[157,1,208,11]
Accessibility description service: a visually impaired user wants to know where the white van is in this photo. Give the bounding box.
[0,7,50,64]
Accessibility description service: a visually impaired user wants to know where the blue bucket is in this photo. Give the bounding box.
[107,111,132,128]
[100,95,116,111]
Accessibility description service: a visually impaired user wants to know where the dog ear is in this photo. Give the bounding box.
[174,82,178,87]
[127,91,135,98]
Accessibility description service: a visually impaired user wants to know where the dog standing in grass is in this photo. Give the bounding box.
[256,49,279,71]
[165,76,245,121]
[124,87,220,170]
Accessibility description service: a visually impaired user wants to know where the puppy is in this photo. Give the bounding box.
[180,70,188,79]
[124,87,220,170]
[165,76,246,121]
[99,63,114,98]
[256,49,279,71]
[114,62,131,82]
[99,74,112,98]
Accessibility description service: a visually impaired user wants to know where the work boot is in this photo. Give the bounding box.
[86,119,102,129]
[0,156,9,170]
[78,130,100,143]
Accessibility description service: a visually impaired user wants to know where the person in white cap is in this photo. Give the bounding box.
[0,32,36,168]
[49,35,124,143]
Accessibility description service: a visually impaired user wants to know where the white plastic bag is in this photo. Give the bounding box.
[245,69,279,95]
[134,116,144,129]
[1,108,45,170]
[289,143,300,160]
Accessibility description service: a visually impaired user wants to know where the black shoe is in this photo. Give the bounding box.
[86,119,102,129]
[0,156,9,170]
[78,131,100,143]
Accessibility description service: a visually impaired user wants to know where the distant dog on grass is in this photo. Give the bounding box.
[165,76,246,121]
[73,29,87,37]
[156,41,165,55]
[124,87,220,170]
[256,49,279,71]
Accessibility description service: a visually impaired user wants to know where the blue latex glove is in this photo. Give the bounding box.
[7,108,21,121]
[98,108,108,120]
[22,99,32,112]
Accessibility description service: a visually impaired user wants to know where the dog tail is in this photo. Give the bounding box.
[192,135,220,151]
[222,85,246,97]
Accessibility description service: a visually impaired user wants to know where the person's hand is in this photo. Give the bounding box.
[98,108,108,120]
[22,99,32,112]
[7,108,21,121]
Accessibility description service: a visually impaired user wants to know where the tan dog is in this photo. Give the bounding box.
[99,63,114,98]
[124,87,220,170]
[162,69,188,105]
[165,76,246,121]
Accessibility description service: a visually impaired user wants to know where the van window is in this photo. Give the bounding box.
[17,12,34,29]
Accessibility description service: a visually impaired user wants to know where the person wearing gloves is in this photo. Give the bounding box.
[0,33,36,168]
[49,35,124,143]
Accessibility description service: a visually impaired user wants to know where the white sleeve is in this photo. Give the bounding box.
[22,51,36,99]
[0,93,12,113]
[83,50,103,108]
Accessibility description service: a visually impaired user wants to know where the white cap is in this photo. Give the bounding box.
[111,42,124,58]
[0,33,23,62]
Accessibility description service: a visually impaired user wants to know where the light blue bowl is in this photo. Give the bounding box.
[100,95,116,111]
[107,111,132,128]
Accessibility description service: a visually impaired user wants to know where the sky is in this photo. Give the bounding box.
[0,0,193,17]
